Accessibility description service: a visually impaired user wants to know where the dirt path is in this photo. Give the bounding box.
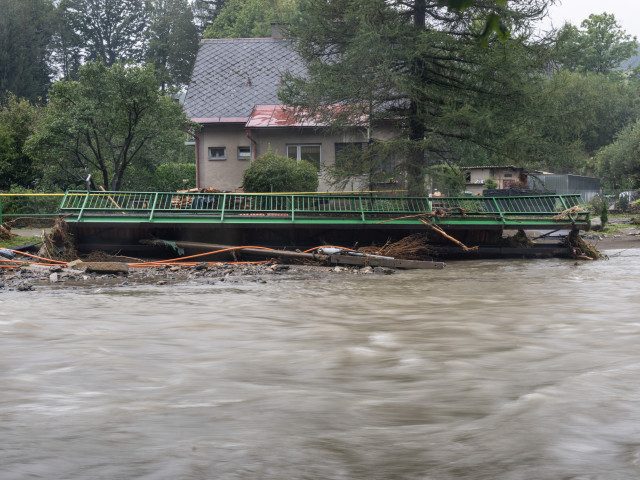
[12,228,50,237]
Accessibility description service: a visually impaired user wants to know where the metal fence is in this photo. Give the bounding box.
[59,190,589,226]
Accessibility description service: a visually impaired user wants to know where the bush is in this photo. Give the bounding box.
[150,163,196,191]
[121,163,196,191]
[242,148,318,193]
[484,178,498,189]
[0,185,62,217]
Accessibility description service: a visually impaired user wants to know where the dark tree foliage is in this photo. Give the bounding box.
[49,4,84,80]
[146,0,200,89]
[192,0,229,33]
[0,0,55,101]
[279,0,552,195]
[554,13,638,74]
[59,0,151,66]
[203,0,299,39]
[0,95,41,189]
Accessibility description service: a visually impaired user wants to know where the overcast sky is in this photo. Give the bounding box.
[544,0,640,38]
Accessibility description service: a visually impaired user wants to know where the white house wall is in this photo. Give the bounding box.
[198,124,370,192]
[198,124,254,192]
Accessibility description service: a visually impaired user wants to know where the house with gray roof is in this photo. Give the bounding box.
[183,25,371,192]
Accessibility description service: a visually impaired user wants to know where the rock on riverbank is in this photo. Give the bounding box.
[0,261,396,292]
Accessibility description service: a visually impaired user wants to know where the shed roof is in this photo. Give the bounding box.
[183,38,306,121]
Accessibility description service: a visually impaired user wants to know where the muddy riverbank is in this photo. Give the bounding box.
[4,215,640,292]
[0,261,395,292]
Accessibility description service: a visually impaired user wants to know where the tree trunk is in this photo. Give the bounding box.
[406,0,427,197]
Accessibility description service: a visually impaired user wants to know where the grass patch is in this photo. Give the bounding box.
[0,236,41,249]
[601,220,640,235]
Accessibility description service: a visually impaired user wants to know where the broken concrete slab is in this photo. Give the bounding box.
[83,262,129,274]
[67,259,85,269]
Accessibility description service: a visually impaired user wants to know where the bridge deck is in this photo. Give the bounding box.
[59,191,590,230]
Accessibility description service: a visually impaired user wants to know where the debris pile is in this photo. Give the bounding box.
[553,206,584,220]
[38,218,77,262]
[565,228,605,260]
[358,233,435,260]
[0,224,15,241]
[502,229,534,248]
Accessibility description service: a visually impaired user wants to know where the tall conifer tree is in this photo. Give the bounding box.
[279,0,551,195]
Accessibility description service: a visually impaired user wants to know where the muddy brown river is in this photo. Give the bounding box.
[2,249,640,479]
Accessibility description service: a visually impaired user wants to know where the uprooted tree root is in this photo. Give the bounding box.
[0,224,16,241]
[38,218,78,261]
[565,228,605,260]
[502,229,535,248]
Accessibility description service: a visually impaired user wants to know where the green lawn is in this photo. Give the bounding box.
[0,236,41,249]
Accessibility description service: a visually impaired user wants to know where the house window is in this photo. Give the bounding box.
[208,147,226,161]
[287,144,321,171]
[504,173,513,178]
[238,146,251,161]
[335,142,365,169]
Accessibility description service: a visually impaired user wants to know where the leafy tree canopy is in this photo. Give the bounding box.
[0,0,55,101]
[26,61,195,191]
[554,13,638,74]
[0,95,42,190]
[193,0,229,33]
[58,0,151,66]
[146,0,200,89]
[497,70,640,174]
[204,0,299,39]
[595,120,640,191]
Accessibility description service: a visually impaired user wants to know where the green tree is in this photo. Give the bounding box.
[595,120,640,191]
[554,13,638,74]
[600,195,609,227]
[0,95,42,189]
[204,0,299,39]
[0,0,55,101]
[26,61,194,191]
[279,0,551,195]
[49,2,84,80]
[510,70,640,173]
[146,0,200,89]
[59,0,151,66]
[193,0,229,33]
[426,164,465,196]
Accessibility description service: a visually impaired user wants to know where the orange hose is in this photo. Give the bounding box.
[11,250,67,264]
[129,245,277,266]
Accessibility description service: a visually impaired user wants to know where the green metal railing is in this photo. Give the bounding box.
[59,190,590,227]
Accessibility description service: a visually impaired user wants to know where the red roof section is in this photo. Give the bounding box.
[245,105,325,128]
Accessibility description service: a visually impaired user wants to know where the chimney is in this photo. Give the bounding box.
[271,23,286,39]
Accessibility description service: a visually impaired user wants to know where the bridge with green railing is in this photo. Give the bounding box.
[58,190,590,230]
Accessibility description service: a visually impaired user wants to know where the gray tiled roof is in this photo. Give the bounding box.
[183,38,306,120]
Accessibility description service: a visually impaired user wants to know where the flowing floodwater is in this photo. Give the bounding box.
[2,249,640,479]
